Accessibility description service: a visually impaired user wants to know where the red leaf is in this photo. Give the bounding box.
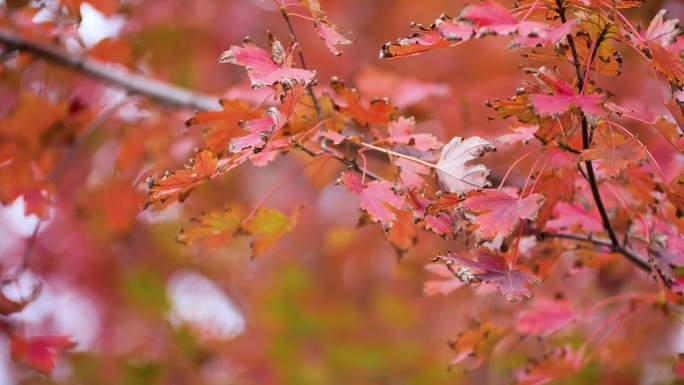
[514,345,584,385]
[186,99,261,154]
[546,201,604,233]
[497,125,539,145]
[394,158,429,189]
[438,249,541,301]
[423,263,463,297]
[639,10,684,89]
[356,67,449,108]
[577,139,645,177]
[515,297,576,336]
[448,322,505,370]
[388,116,442,151]
[219,36,315,88]
[11,334,76,374]
[529,68,605,117]
[145,150,220,208]
[381,2,573,59]
[229,108,282,153]
[330,78,397,125]
[339,171,406,226]
[315,19,353,56]
[461,190,545,241]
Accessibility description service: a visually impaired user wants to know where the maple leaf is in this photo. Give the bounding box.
[394,158,430,190]
[315,19,353,56]
[11,334,76,374]
[242,207,301,258]
[438,249,541,301]
[436,136,495,194]
[249,139,290,167]
[514,345,584,385]
[186,100,261,154]
[515,297,576,336]
[534,167,575,229]
[528,68,605,118]
[447,322,506,370]
[330,78,397,125]
[176,209,241,246]
[654,115,684,152]
[339,171,406,227]
[455,1,574,47]
[423,263,464,297]
[639,10,684,89]
[546,201,604,233]
[577,137,645,177]
[387,207,417,252]
[229,107,282,153]
[497,125,539,145]
[380,24,453,59]
[381,1,572,59]
[145,150,219,209]
[426,192,462,215]
[558,13,623,76]
[407,190,456,236]
[219,35,315,88]
[387,116,442,151]
[356,67,449,108]
[460,190,545,241]
[278,0,353,56]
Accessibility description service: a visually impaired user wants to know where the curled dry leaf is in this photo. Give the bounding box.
[436,136,495,194]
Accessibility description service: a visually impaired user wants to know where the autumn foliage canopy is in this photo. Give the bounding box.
[3,0,684,383]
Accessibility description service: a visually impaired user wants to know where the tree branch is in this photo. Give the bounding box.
[541,232,652,273]
[0,28,382,183]
[0,28,220,111]
[556,1,621,250]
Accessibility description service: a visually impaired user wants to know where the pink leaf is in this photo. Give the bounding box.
[515,297,576,336]
[219,38,315,88]
[461,190,545,241]
[439,249,541,301]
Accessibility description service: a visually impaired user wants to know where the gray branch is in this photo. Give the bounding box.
[0,28,220,111]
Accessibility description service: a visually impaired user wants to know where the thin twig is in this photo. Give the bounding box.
[0,28,220,111]
[277,6,323,120]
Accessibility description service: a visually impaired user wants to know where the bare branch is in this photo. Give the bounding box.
[541,232,652,273]
[0,28,220,111]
